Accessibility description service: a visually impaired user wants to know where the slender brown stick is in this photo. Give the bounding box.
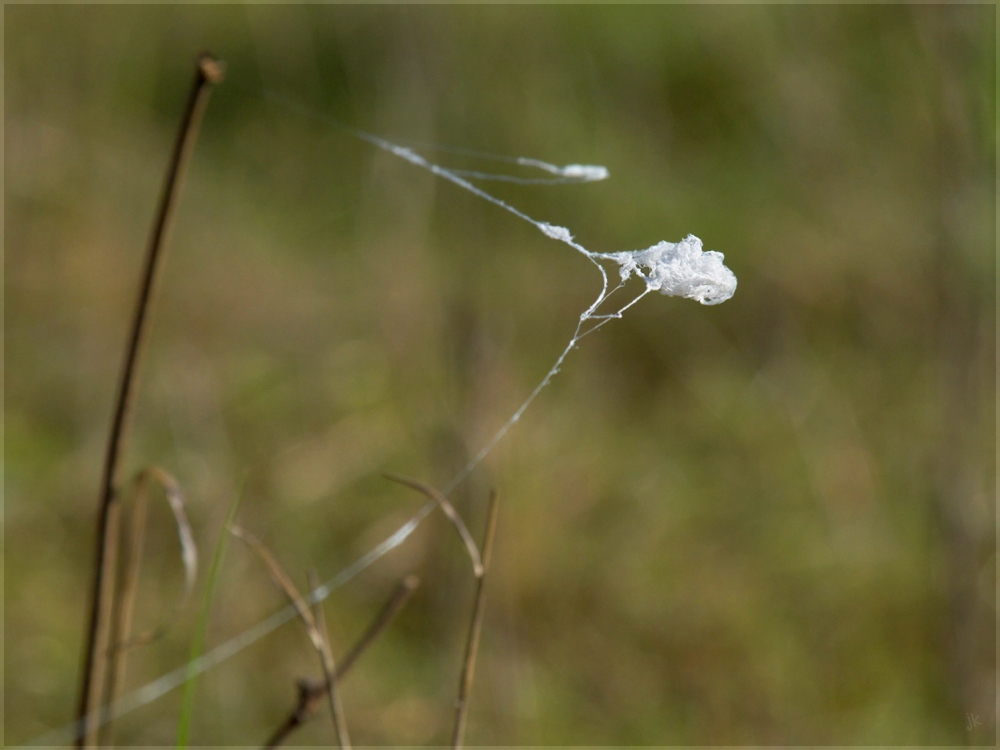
[337,574,420,677]
[264,574,420,749]
[102,466,196,747]
[383,472,484,577]
[97,480,149,748]
[75,53,224,749]
[452,490,499,749]
[308,569,351,750]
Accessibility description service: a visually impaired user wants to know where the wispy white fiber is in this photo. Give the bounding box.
[516,157,609,181]
[30,89,737,748]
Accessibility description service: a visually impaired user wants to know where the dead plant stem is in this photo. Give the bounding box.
[97,478,149,747]
[264,574,420,749]
[308,569,351,749]
[452,490,499,749]
[75,53,224,749]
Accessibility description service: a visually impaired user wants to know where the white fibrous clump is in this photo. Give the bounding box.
[539,223,574,242]
[610,234,737,305]
[559,164,609,181]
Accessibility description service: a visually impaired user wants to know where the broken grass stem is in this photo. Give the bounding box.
[264,575,420,749]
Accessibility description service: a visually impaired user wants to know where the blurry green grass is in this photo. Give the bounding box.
[5,3,995,746]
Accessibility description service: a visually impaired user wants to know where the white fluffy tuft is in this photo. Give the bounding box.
[610,235,737,305]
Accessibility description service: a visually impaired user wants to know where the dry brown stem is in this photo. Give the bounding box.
[75,54,224,749]
[264,574,420,749]
[308,568,351,749]
[452,489,499,749]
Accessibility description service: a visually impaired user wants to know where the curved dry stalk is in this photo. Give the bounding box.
[231,529,350,748]
[452,490,499,749]
[383,472,484,577]
[230,526,319,643]
[264,574,420,749]
[101,467,196,746]
[76,53,224,749]
[113,468,198,646]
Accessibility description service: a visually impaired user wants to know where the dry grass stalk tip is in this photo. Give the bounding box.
[230,526,351,748]
[75,53,223,749]
[383,472,485,578]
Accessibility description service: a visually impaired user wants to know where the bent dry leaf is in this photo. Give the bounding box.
[109,467,198,644]
[230,526,321,644]
[102,466,197,746]
[383,472,484,578]
[231,526,351,747]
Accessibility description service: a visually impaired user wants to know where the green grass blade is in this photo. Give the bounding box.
[174,484,245,748]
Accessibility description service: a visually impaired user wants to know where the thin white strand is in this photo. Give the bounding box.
[34,125,613,750]
[443,317,587,497]
[576,287,653,341]
[447,170,599,185]
[515,157,609,181]
[35,88,732,748]
[251,87,608,185]
[339,131,608,181]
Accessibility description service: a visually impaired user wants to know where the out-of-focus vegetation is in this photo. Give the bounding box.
[5,4,995,746]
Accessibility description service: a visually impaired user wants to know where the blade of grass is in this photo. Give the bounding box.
[174,482,244,749]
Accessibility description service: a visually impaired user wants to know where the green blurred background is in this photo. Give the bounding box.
[5,3,995,746]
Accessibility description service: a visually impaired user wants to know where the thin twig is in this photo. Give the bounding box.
[383,472,484,577]
[307,569,351,749]
[264,574,420,749]
[452,490,499,749]
[336,575,420,677]
[97,477,149,748]
[75,52,224,749]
